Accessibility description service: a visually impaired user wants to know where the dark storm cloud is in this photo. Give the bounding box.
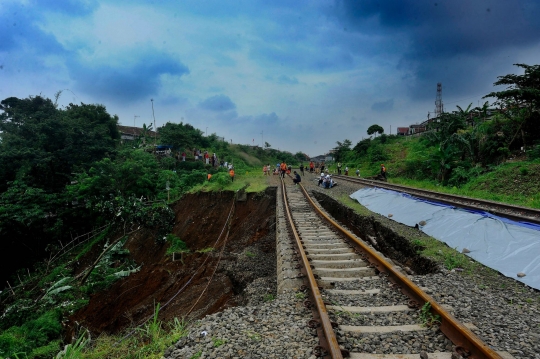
[331,0,540,99]
[68,52,190,103]
[199,94,237,112]
[371,99,394,112]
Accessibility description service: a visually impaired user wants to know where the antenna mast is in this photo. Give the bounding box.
[435,83,444,118]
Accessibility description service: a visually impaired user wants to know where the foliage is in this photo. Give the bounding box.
[75,316,189,359]
[0,310,63,358]
[353,138,371,155]
[165,234,189,255]
[419,302,440,327]
[332,139,352,162]
[0,96,119,193]
[367,143,389,164]
[55,330,90,359]
[157,122,205,150]
[484,63,540,152]
[367,124,384,136]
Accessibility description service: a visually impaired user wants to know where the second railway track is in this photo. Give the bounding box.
[280,178,515,359]
[332,175,540,225]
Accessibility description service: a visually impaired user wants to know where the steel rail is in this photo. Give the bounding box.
[297,183,503,359]
[280,179,344,359]
[334,175,540,224]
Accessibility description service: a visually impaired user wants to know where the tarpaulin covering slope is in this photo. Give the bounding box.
[350,187,540,290]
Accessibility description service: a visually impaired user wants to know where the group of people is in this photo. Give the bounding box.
[177,149,220,167]
[317,173,336,188]
[262,164,273,175]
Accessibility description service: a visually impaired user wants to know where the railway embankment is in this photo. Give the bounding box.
[164,174,539,358]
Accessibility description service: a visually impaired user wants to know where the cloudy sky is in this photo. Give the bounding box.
[1,0,539,156]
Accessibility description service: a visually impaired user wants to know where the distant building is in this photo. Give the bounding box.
[397,127,409,136]
[117,125,157,141]
[310,155,326,162]
[408,124,426,135]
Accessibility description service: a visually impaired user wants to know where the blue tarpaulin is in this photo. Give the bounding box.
[350,187,540,290]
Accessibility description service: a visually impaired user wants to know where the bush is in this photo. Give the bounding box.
[447,165,483,187]
[177,161,205,171]
[528,144,540,160]
[367,144,389,164]
[0,310,62,358]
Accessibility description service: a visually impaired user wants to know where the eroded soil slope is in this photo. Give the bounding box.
[70,188,276,335]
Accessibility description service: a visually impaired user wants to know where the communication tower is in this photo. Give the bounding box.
[435,83,444,118]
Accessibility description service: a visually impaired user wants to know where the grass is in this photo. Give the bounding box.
[189,167,270,194]
[244,250,256,258]
[263,294,275,302]
[196,247,214,253]
[419,302,441,327]
[389,161,540,209]
[79,316,189,359]
[211,338,226,347]
[243,330,262,341]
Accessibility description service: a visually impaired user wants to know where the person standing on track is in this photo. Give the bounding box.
[280,161,287,178]
[309,161,314,173]
[337,162,342,175]
[299,163,305,176]
[380,164,387,179]
[344,166,349,176]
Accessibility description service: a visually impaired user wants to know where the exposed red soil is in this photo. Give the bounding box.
[69,188,276,335]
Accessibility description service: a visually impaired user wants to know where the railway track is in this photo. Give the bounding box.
[280,179,514,359]
[332,175,540,225]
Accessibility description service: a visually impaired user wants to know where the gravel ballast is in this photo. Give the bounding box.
[163,173,540,359]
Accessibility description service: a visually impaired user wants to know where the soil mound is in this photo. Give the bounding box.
[69,188,277,335]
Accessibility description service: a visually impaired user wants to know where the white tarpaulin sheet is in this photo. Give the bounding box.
[350,187,540,290]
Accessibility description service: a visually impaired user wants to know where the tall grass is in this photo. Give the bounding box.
[75,314,188,359]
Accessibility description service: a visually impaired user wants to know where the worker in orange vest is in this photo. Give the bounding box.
[280,161,287,178]
[229,168,235,182]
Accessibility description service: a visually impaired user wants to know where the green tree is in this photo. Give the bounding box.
[0,96,119,192]
[157,122,205,149]
[367,124,384,136]
[484,63,540,151]
[332,139,352,162]
[353,138,371,155]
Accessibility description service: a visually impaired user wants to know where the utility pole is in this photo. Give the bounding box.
[151,99,156,146]
[133,115,140,136]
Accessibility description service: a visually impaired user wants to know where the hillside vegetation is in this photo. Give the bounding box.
[0,95,298,358]
[329,64,540,208]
